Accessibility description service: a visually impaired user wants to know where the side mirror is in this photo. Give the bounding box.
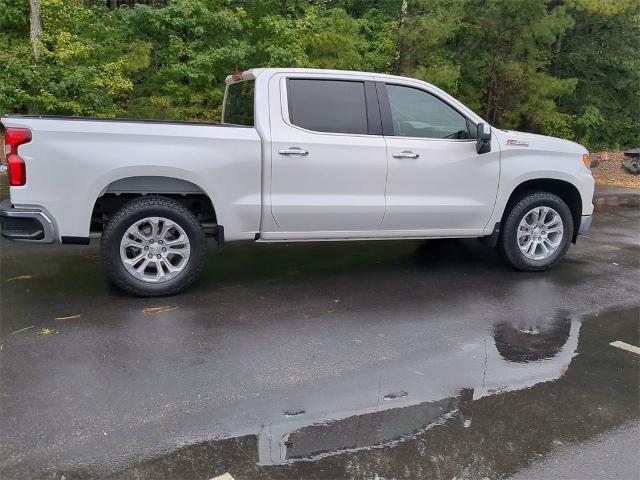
[476,123,491,154]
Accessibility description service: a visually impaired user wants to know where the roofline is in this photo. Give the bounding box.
[226,67,422,84]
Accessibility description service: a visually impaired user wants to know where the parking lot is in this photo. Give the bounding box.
[1,179,638,479]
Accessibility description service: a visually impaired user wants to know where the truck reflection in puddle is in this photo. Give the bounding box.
[258,317,580,465]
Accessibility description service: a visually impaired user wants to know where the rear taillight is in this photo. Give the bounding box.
[7,154,26,186]
[4,127,31,186]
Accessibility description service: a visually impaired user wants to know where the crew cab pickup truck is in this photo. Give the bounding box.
[0,68,594,296]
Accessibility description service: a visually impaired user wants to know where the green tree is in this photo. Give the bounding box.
[395,0,465,93]
[0,0,149,116]
[242,1,395,73]
[396,0,577,133]
[116,0,251,120]
[553,0,640,149]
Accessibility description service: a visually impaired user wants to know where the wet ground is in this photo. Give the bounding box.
[0,180,638,480]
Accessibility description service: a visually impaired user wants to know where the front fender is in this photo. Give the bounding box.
[486,150,594,234]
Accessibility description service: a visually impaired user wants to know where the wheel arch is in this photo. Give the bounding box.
[502,178,582,243]
[103,176,207,196]
[90,175,218,236]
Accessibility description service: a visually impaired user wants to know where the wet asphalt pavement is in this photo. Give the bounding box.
[0,179,638,480]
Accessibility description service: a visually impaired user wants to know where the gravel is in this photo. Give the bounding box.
[590,151,639,188]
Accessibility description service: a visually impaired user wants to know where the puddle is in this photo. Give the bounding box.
[96,308,639,480]
[255,317,582,466]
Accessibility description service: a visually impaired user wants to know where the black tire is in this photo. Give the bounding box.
[101,196,207,296]
[500,192,574,271]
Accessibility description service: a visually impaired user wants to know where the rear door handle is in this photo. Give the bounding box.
[278,147,309,156]
[392,151,420,159]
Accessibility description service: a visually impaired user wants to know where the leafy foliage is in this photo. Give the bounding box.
[0,0,637,149]
[0,0,150,116]
[114,0,251,120]
[552,0,640,149]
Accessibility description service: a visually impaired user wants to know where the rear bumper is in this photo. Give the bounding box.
[578,214,592,235]
[0,199,56,243]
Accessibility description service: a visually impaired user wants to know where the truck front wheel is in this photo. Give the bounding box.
[101,197,207,296]
[500,192,574,271]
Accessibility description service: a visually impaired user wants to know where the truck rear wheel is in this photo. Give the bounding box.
[101,197,207,296]
[500,192,574,271]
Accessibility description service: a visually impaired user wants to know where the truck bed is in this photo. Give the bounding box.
[1,114,263,242]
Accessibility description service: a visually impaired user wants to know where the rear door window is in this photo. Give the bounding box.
[287,79,368,135]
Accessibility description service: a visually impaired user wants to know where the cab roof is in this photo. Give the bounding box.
[224,68,423,85]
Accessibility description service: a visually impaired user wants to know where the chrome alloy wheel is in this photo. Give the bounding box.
[120,216,191,283]
[516,206,564,261]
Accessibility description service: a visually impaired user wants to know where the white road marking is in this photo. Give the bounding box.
[610,341,640,355]
[209,474,235,480]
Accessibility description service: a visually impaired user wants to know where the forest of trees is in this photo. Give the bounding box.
[1,0,638,150]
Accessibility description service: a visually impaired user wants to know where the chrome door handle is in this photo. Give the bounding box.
[278,147,309,156]
[392,151,420,159]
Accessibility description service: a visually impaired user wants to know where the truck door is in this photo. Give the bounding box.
[268,75,387,234]
[378,82,500,233]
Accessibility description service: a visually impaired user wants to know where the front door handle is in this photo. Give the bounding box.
[278,147,309,156]
[392,151,420,159]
